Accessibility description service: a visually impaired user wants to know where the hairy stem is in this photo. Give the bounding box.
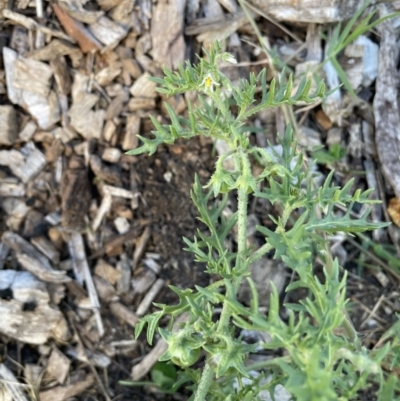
[193,186,249,401]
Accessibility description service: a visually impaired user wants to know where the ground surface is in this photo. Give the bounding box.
[0,0,400,400]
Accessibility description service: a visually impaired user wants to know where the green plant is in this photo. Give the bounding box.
[129,43,396,400]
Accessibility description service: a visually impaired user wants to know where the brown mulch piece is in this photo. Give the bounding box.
[0,0,400,400]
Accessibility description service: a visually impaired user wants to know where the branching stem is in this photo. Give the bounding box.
[194,184,248,401]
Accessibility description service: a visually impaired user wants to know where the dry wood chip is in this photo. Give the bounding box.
[95,62,122,86]
[17,253,70,283]
[101,147,121,163]
[94,274,117,302]
[150,0,185,69]
[108,0,134,25]
[102,184,134,198]
[19,120,37,142]
[3,47,22,104]
[89,154,122,185]
[92,192,112,232]
[2,231,69,283]
[31,236,61,264]
[88,16,128,48]
[109,301,139,327]
[116,252,131,293]
[13,58,53,97]
[94,259,120,285]
[50,56,72,95]
[131,268,156,295]
[136,278,165,316]
[105,93,126,120]
[24,91,61,129]
[26,39,78,61]
[121,58,142,79]
[0,270,70,344]
[39,371,95,401]
[57,0,104,24]
[53,3,102,53]
[1,198,31,231]
[129,72,156,98]
[3,9,75,43]
[3,48,61,128]
[1,142,46,183]
[0,363,30,401]
[114,216,130,234]
[122,114,141,151]
[97,0,120,11]
[60,158,91,231]
[185,11,246,35]
[0,179,25,197]
[89,224,144,259]
[128,97,155,111]
[388,197,400,227]
[66,344,111,368]
[373,6,400,199]
[102,119,117,142]
[67,232,104,336]
[47,347,71,384]
[0,105,18,145]
[247,0,365,23]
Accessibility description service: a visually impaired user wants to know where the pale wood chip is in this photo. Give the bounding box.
[94,259,120,285]
[114,216,130,234]
[109,301,139,327]
[101,147,121,163]
[3,47,22,104]
[150,0,185,69]
[19,120,37,142]
[0,179,25,197]
[27,39,78,61]
[128,97,155,111]
[102,119,117,142]
[102,184,134,199]
[57,0,104,24]
[0,270,70,344]
[136,278,165,316]
[122,114,140,151]
[0,105,18,145]
[129,72,156,98]
[31,236,61,264]
[50,56,72,95]
[39,372,95,401]
[88,16,128,49]
[247,0,365,23]
[108,0,134,26]
[1,198,31,231]
[116,253,131,293]
[47,347,71,384]
[0,363,30,401]
[67,232,104,336]
[94,274,117,302]
[121,58,143,79]
[22,90,61,129]
[13,57,53,97]
[7,142,46,183]
[92,192,112,232]
[95,62,122,86]
[373,5,400,199]
[53,3,102,53]
[105,93,127,120]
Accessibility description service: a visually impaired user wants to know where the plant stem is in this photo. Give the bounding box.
[193,185,249,401]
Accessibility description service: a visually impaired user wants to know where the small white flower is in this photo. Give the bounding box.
[200,72,220,93]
